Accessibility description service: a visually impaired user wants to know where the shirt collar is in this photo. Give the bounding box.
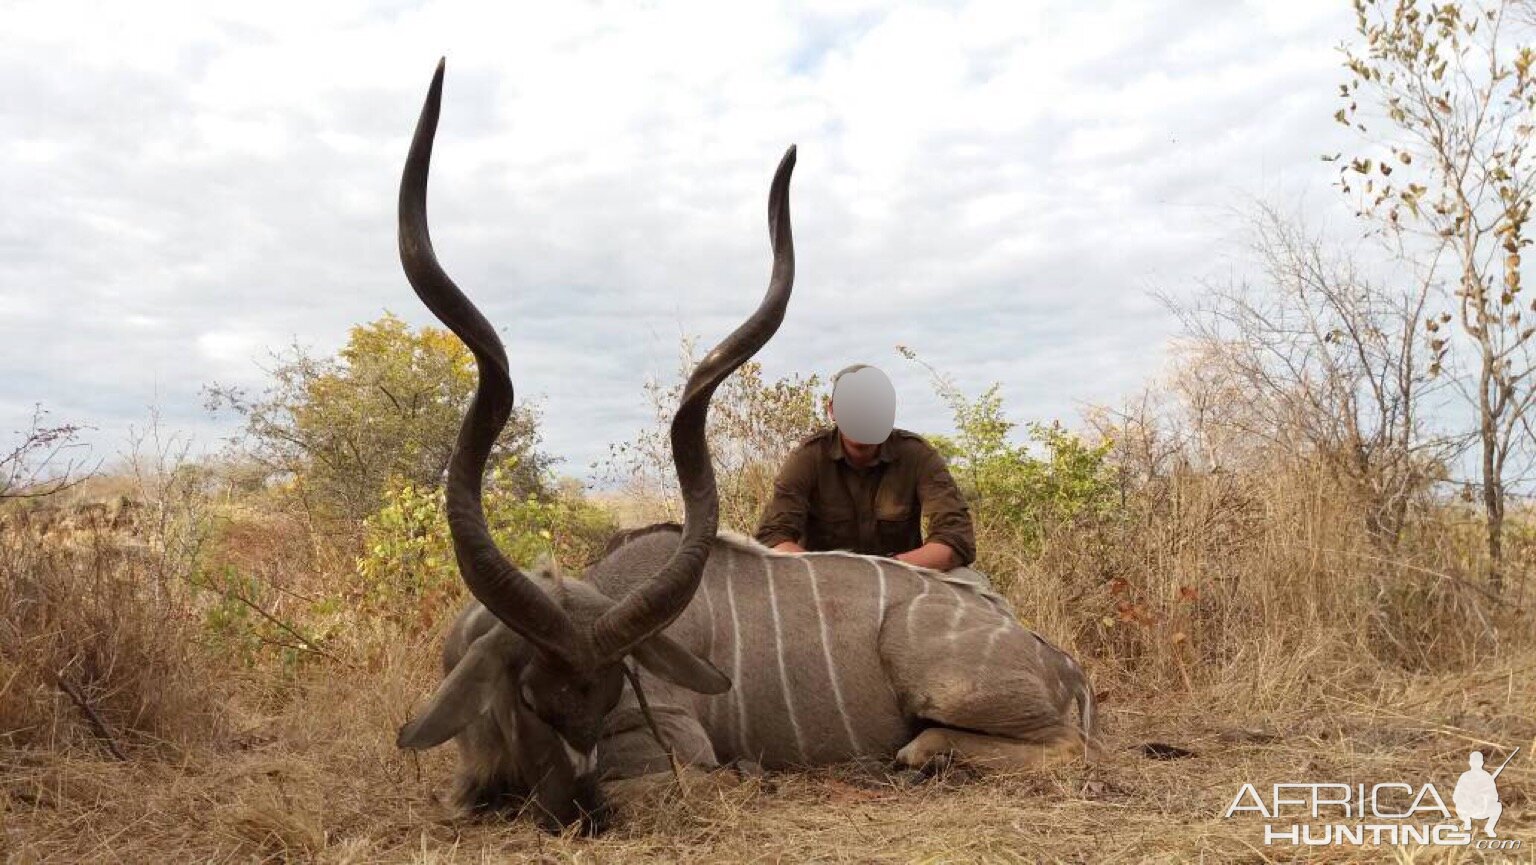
[829,428,897,465]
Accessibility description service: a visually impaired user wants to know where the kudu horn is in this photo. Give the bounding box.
[398,57,796,666]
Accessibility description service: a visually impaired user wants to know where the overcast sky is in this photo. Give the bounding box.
[2,0,1364,480]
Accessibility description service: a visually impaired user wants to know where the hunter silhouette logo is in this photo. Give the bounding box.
[1224,747,1522,849]
[1455,749,1514,837]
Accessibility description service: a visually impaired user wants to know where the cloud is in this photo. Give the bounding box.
[1,0,1362,478]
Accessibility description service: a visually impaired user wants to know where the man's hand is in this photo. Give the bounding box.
[893,542,957,571]
[772,541,808,554]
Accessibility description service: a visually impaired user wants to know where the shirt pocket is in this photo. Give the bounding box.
[809,502,859,550]
[874,500,916,553]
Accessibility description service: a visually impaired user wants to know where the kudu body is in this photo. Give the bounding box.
[395,61,1095,834]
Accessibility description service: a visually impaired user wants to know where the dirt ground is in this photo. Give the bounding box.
[4,653,1533,864]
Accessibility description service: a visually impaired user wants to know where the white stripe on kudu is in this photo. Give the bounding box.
[765,556,807,761]
[723,548,750,758]
[698,570,717,728]
[805,558,860,753]
[980,619,1010,674]
[942,582,971,654]
[872,558,888,630]
[905,578,931,637]
[945,582,967,635]
[699,574,717,657]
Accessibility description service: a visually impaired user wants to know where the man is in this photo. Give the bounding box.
[754,364,995,594]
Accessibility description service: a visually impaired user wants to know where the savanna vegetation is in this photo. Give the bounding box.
[4,1,1536,861]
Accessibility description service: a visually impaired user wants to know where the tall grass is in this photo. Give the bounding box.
[1009,459,1523,705]
[0,517,224,755]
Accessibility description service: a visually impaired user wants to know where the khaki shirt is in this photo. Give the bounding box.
[753,428,976,565]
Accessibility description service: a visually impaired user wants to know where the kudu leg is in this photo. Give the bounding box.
[895,726,1082,772]
[880,595,1093,772]
[598,703,720,780]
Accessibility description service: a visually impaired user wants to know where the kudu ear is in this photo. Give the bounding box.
[631,634,731,695]
[397,630,513,750]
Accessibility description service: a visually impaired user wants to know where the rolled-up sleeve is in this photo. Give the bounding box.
[916,448,976,566]
[754,445,816,548]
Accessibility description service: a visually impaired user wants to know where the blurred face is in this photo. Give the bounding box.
[831,366,895,445]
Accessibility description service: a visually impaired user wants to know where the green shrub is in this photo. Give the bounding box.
[356,468,615,631]
[903,349,1118,561]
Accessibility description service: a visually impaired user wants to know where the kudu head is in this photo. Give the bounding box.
[393,60,795,833]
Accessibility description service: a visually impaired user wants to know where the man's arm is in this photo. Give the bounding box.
[893,541,957,570]
[906,445,976,567]
[754,445,816,551]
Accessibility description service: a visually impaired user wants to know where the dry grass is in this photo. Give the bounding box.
[0,529,227,756]
[3,650,1532,863]
[991,462,1526,690]
[3,469,1535,863]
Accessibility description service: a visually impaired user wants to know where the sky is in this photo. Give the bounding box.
[1,0,1365,481]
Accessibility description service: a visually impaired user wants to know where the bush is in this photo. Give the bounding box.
[901,348,1118,569]
[936,410,1117,557]
[356,468,616,632]
[607,348,825,532]
[207,314,551,526]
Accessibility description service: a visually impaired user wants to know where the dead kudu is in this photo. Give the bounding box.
[395,60,1098,834]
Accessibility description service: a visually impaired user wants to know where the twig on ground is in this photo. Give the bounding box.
[623,663,687,794]
[54,673,128,762]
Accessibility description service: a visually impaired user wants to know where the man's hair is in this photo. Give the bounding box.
[831,363,874,388]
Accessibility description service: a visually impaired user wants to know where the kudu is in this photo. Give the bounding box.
[396,61,1097,835]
